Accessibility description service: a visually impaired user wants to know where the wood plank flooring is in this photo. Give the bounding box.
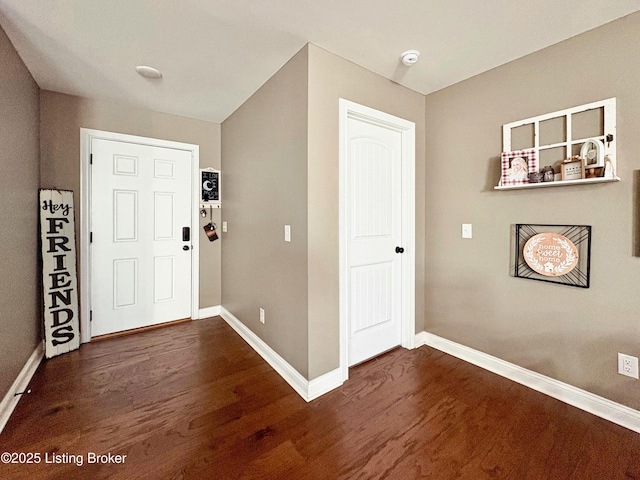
[1,317,639,479]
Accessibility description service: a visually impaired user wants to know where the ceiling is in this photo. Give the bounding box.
[1,1,639,124]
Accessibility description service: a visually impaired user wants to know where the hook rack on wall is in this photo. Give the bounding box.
[200,203,221,209]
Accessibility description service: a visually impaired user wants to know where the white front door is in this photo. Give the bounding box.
[90,139,193,337]
[346,114,404,366]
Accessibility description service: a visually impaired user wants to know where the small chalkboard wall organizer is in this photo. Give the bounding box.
[514,224,591,288]
[200,168,221,209]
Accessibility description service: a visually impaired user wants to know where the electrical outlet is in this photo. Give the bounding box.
[259,308,265,324]
[618,353,639,379]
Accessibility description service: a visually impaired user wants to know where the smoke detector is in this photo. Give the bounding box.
[400,50,420,67]
[135,66,163,79]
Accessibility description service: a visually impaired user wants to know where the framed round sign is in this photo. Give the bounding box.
[514,224,591,288]
[523,232,579,277]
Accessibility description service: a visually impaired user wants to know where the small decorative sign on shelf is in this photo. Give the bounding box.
[514,224,591,288]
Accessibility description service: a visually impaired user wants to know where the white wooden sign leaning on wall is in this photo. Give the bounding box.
[39,189,80,358]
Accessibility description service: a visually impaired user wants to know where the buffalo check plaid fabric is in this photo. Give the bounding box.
[501,148,538,186]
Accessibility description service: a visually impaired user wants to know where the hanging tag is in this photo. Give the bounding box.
[204,222,218,242]
[203,206,218,241]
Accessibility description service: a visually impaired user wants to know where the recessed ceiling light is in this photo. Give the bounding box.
[135,65,163,79]
[400,50,420,67]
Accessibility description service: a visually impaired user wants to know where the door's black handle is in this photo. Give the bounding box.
[396,246,404,254]
[182,227,190,242]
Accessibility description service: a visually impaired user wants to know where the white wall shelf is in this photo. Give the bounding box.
[498,98,618,190]
[494,176,620,190]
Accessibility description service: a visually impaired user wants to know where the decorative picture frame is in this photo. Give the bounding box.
[561,158,584,181]
[514,224,591,288]
[500,148,538,186]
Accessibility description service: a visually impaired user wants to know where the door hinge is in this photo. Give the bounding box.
[90,153,93,165]
[90,232,93,243]
[90,310,93,322]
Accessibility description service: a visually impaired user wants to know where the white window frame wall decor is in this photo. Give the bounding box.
[496,98,619,190]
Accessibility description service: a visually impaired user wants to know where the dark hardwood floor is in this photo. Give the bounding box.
[1,317,639,479]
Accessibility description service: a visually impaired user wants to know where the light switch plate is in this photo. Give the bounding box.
[222,221,227,233]
[462,223,472,239]
[284,225,291,242]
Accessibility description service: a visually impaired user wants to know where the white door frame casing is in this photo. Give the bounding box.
[339,99,416,381]
[79,129,200,343]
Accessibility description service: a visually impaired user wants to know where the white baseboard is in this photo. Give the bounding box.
[197,305,221,319]
[220,307,343,402]
[0,342,44,434]
[308,367,344,399]
[416,331,640,434]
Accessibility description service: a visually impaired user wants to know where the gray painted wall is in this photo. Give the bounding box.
[221,47,310,377]
[221,44,426,380]
[0,25,41,399]
[424,12,640,410]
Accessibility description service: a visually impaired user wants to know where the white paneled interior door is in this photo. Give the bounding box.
[346,115,403,366]
[90,139,192,337]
